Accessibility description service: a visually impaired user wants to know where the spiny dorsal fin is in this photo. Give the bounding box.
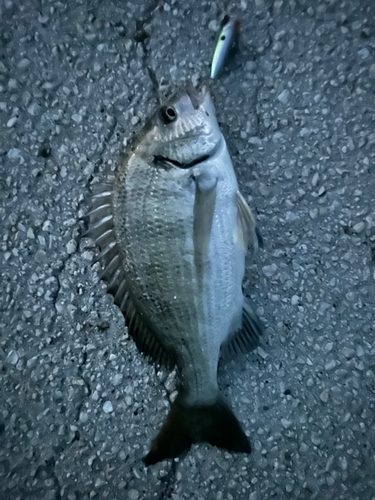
[85,182,176,369]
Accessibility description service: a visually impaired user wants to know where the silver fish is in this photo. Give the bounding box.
[210,15,240,79]
[86,85,263,465]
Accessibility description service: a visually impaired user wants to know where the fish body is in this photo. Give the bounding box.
[210,16,240,79]
[87,86,262,465]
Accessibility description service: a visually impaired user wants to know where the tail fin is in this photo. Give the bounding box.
[143,395,251,466]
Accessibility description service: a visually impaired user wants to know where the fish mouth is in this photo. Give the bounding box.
[154,137,222,170]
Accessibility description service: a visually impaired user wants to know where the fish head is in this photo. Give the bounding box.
[143,86,223,168]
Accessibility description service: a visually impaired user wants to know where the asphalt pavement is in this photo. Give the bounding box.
[1,0,375,499]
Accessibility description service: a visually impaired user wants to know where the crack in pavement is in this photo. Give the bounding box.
[33,461,62,500]
[134,0,163,102]
[75,347,92,423]
[156,459,179,500]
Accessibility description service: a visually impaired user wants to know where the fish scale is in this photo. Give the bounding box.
[86,85,264,465]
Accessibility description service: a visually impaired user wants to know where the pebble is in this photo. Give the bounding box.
[273,132,284,142]
[7,116,18,127]
[17,58,31,69]
[103,401,114,413]
[248,136,263,146]
[300,127,310,138]
[291,295,300,305]
[38,14,49,24]
[27,356,38,368]
[6,350,19,365]
[281,418,293,429]
[27,102,42,116]
[79,411,89,423]
[258,184,270,196]
[43,220,53,232]
[342,347,355,359]
[356,345,364,357]
[326,476,335,486]
[257,347,268,359]
[81,251,94,261]
[7,148,22,159]
[311,173,319,187]
[208,19,220,31]
[311,432,321,445]
[38,235,46,246]
[277,89,290,105]
[325,342,334,353]
[361,27,371,37]
[299,442,309,453]
[353,221,365,233]
[128,489,139,500]
[71,113,82,124]
[358,48,369,59]
[111,374,123,386]
[35,249,46,262]
[351,20,363,31]
[339,456,348,471]
[284,169,293,180]
[246,61,257,73]
[8,78,18,90]
[262,264,277,277]
[325,360,336,371]
[285,211,298,222]
[66,239,77,254]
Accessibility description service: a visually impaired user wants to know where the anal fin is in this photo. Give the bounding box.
[221,300,263,359]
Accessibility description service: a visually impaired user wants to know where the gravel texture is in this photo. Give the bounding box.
[1,0,375,499]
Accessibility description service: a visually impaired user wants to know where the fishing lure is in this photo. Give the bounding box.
[210,15,240,79]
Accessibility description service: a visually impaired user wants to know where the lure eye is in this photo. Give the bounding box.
[159,106,177,124]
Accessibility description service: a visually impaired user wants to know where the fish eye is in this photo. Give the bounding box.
[159,106,177,124]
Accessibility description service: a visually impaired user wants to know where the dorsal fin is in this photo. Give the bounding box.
[85,183,176,369]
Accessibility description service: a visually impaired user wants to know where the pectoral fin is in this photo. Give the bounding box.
[193,176,217,268]
[234,191,260,252]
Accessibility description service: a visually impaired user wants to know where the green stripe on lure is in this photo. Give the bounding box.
[210,15,240,79]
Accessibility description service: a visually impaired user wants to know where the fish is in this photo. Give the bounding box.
[85,85,263,466]
[210,15,240,79]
